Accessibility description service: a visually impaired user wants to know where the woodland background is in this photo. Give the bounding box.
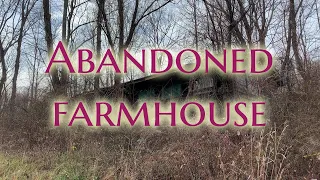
[0,0,320,179]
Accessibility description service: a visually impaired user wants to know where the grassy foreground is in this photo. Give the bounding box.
[0,152,105,179]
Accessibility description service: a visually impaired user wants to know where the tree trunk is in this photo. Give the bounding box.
[43,0,68,96]
[0,40,7,102]
[94,6,102,95]
[11,8,26,105]
[193,0,198,50]
[115,0,125,86]
[289,0,305,80]
[59,0,69,95]
[43,0,57,92]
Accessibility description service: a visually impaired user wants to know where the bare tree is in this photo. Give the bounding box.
[10,0,37,105]
[0,0,20,105]
[94,2,102,94]
[43,0,94,96]
[97,0,172,87]
[289,0,305,80]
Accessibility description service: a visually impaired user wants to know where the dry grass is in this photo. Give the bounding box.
[1,64,320,179]
[0,124,315,179]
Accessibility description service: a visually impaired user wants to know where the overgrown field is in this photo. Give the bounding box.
[1,69,320,179]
